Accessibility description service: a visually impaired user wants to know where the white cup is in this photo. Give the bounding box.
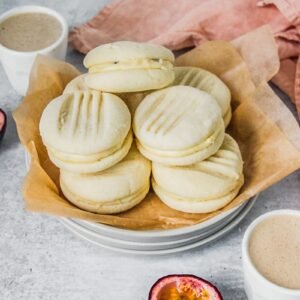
[0,5,68,95]
[242,210,300,300]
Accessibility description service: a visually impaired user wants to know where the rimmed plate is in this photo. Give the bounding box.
[61,198,253,251]
[65,196,255,244]
[61,197,256,255]
[74,200,245,241]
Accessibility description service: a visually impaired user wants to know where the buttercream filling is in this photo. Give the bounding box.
[136,123,224,158]
[48,131,132,163]
[61,180,150,207]
[152,175,244,202]
[89,59,173,73]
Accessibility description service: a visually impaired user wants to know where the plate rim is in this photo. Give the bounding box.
[68,195,258,238]
[61,199,247,248]
[61,197,256,255]
[66,196,249,243]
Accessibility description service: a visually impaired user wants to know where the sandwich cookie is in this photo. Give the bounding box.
[152,134,244,213]
[63,74,89,94]
[173,67,232,127]
[60,145,151,214]
[133,86,225,166]
[63,74,144,115]
[39,90,132,173]
[83,41,175,93]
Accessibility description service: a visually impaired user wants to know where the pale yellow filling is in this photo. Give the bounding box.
[47,131,132,163]
[152,175,244,202]
[89,59,173,73]
[137,123,224,158]
[61,179,150,206]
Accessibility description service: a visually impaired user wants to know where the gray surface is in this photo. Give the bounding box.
[0,1,299,299]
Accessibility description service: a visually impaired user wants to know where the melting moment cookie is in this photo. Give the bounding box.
[83,41,175,93]
[63,74,89,94]
[133,86,225,166]
[173,67,232,127]
[152,134,244,213]
[39,90,132,173]
[63,74,145,115]
[60,145,151,214]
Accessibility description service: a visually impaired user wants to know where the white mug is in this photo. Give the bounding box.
[0,5,68,95]
[242,210,300,300]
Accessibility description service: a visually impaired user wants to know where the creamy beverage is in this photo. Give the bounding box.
[249,215,300,289]
[0,12,62,51]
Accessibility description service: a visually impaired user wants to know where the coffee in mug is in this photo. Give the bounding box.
[0,6,68,95]
[0,12,62,52]
[243,210,300,300]
[249,214,300,289]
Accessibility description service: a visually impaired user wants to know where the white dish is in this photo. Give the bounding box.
[62,201,245,250]
[61,198,256,255]
[74,201,245,242]
[66,198,251,246]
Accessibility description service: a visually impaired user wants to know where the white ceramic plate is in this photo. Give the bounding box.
[61,198,256,255]
[73,200,246,243]
[64,197,252,247]
[61,199,253,251]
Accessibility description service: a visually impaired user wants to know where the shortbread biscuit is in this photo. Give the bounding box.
[60,145,151,214]
[152,134,244,213]
[133,86,225,165]
[63,74,89,94]
[39,90,132,173]
[173,67,232,127]
[48,131,133,173]
[83,41,175,93]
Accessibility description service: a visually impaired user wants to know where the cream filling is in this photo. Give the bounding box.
[152,175,244,202]
[136,123,224,158]
[89,59,173,73]
[61,179,150,207]
[48,131,132,163]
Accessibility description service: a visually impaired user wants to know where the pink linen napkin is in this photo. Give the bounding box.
[70,0,300,116]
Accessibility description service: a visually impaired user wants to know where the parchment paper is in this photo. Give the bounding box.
[13,27,300,230]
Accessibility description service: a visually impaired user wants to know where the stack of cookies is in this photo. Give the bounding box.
[39,41,244,215]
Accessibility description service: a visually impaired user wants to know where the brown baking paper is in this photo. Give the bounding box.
[13,27,300,230]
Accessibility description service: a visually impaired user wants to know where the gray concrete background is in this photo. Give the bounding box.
[0,1,299,299]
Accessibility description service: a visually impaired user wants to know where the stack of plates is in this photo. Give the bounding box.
[62,197,257,255]
[25,152,256,255]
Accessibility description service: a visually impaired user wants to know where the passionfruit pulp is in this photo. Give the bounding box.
[0,109,7,144]
[149,274,223,300]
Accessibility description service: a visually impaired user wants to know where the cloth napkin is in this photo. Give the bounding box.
[70,0,300,117]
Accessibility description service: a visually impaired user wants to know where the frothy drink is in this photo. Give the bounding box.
[249,215,300,289]
[0,12,62,52]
